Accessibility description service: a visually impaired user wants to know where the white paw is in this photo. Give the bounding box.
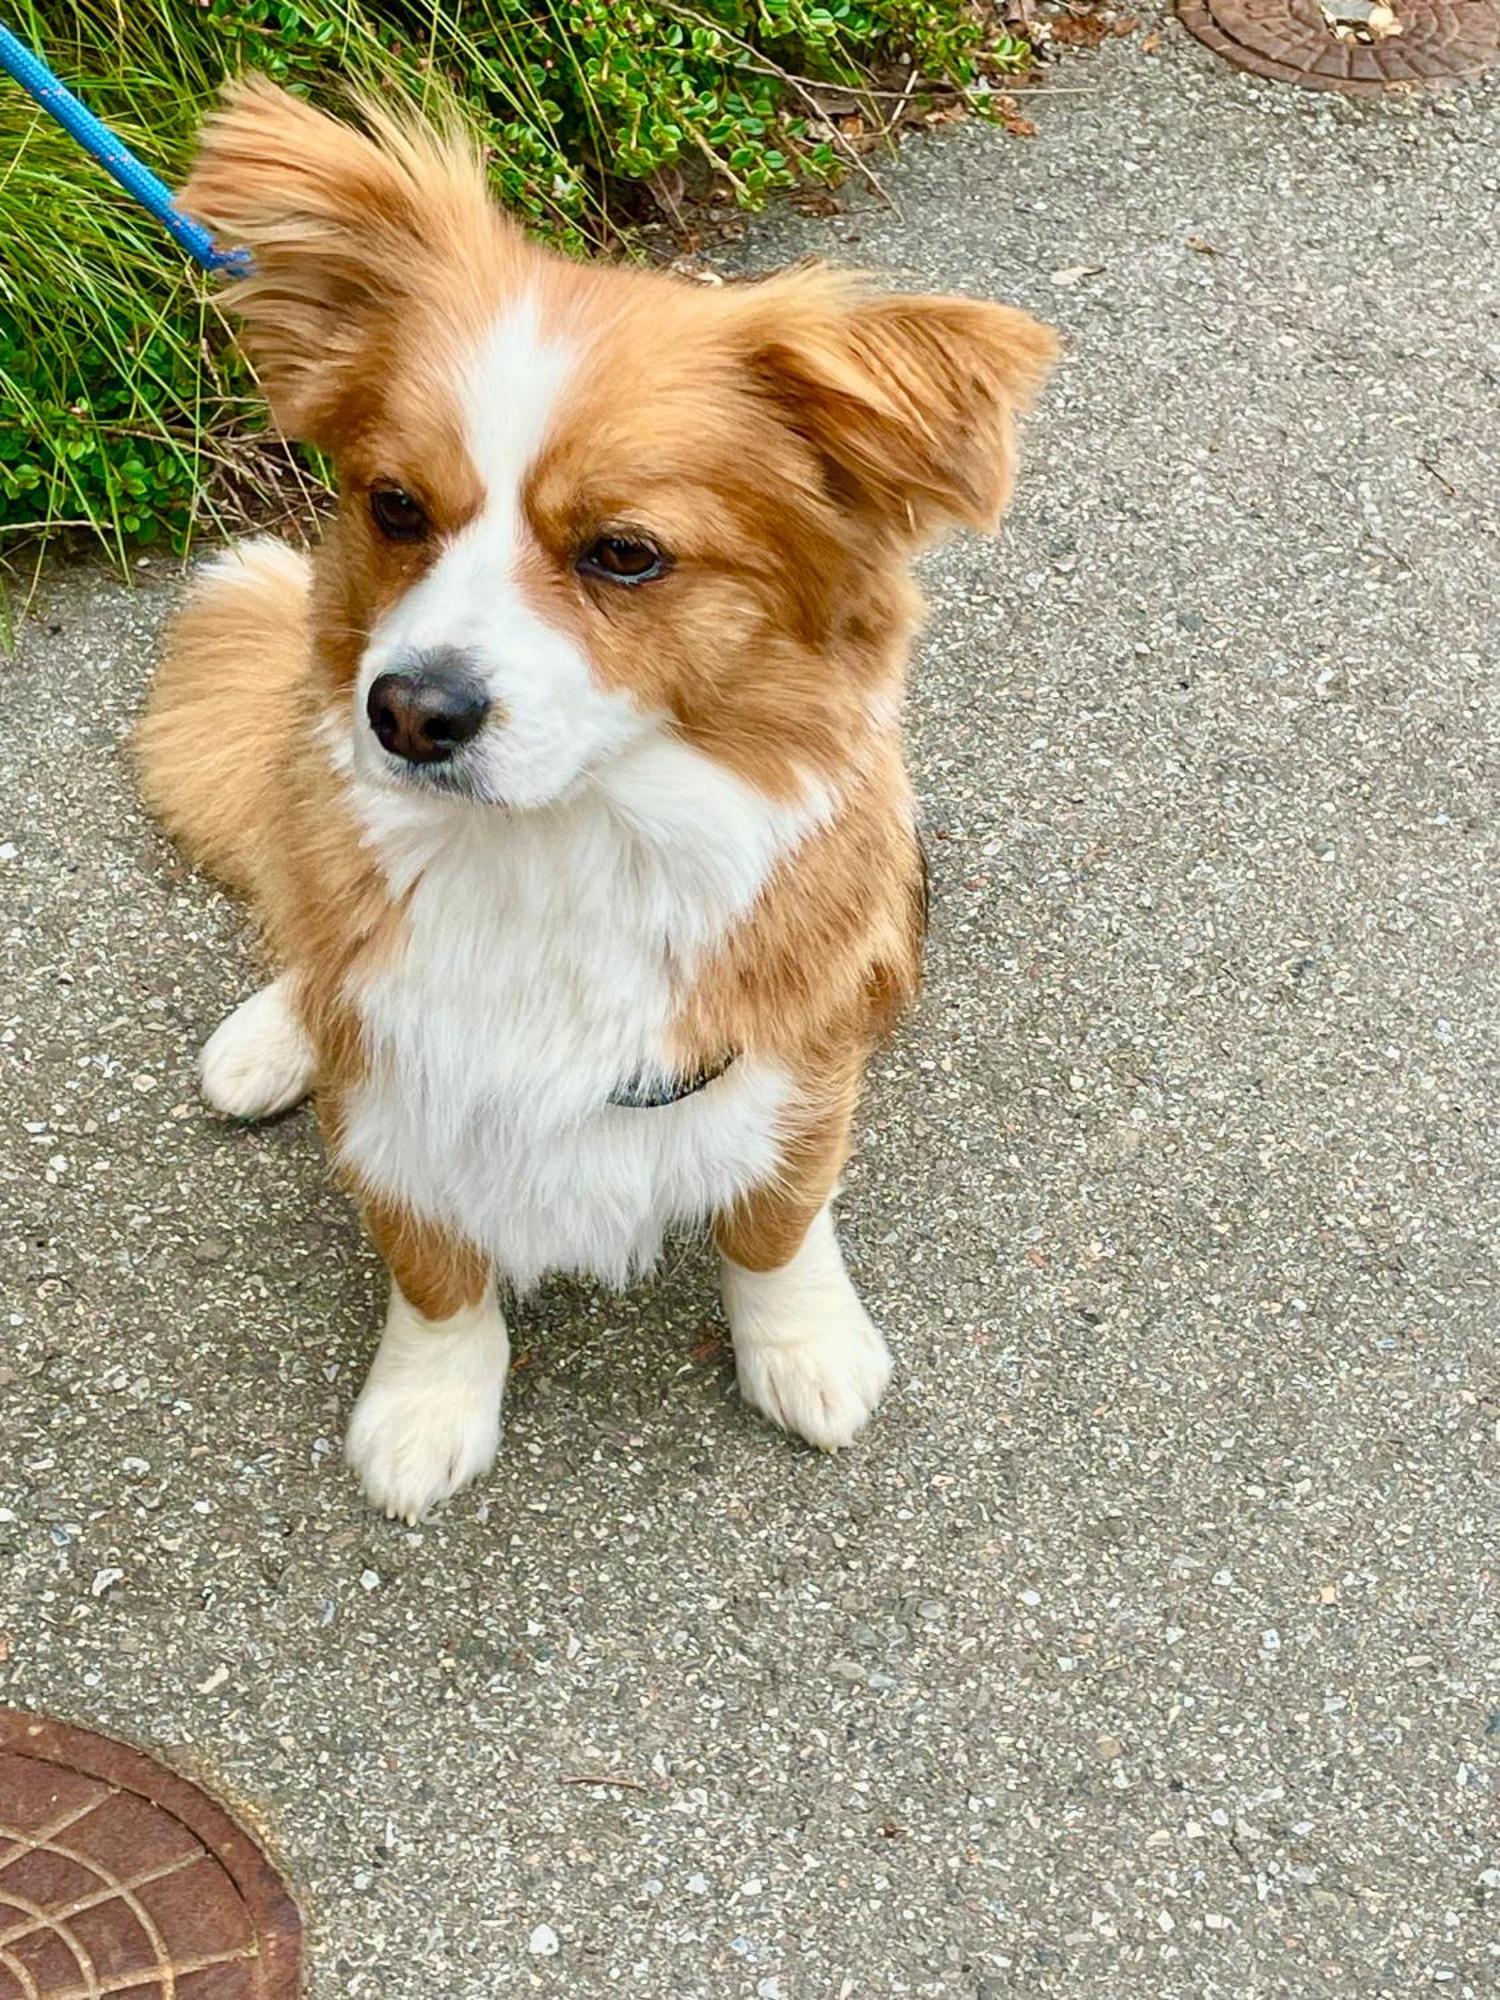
[345,1289,509,1523]
[722,1205,893,1451]
[200,974,314,1120]
[734,1305,892,1449]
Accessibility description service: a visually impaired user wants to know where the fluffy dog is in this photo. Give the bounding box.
[136,81,1054,1520]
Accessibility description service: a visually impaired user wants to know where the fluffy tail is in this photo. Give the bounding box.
[135,535,312,902]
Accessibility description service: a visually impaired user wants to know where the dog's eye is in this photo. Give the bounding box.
[578,534,668,586]
[370,483,428,542]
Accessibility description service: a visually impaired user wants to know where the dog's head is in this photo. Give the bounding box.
[187,81,1055,811]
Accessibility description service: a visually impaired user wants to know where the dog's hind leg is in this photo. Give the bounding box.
[139,541,322,1120]
[135,535,312,903]
[200,971,316,1120]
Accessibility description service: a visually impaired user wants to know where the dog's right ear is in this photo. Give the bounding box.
[183,78,495,443]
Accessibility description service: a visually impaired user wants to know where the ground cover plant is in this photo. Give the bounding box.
[0,0,1032,564]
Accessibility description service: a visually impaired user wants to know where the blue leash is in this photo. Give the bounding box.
[0,20,250,276]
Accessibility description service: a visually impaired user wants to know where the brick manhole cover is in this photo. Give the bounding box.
[0,1710,300,1998]
[1178,0,1500,88]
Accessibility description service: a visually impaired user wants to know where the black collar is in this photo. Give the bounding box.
[607,1052,736,1109]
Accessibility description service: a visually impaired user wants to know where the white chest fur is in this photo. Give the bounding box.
[334,738,821,1289]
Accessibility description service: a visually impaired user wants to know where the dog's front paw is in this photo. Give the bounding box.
[721,1207,892,1451]
[345,1290,510,1522]
[200,974,315,1120]
[734,1304,892,1450]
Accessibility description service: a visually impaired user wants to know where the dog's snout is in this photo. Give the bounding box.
[367,652,491,765]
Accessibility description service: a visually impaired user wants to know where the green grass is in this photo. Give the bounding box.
[0,1,1030,565]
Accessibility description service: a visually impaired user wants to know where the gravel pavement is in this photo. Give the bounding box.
[2,23,1498,1998]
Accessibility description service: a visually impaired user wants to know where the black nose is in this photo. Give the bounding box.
[367,653,490,765]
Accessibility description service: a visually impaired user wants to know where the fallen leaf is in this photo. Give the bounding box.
[1047,11,1117,43]
[1141,29,1161,50]
[1186,235,1220,255]
[1051,263,1103,288]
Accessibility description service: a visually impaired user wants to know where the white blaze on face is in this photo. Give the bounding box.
[355,296,648,806]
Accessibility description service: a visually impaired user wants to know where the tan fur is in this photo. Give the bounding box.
[714,1069,863,1272]
[362,1194,491,1321]
[141,82,1054,1323]
[135,540,312,902]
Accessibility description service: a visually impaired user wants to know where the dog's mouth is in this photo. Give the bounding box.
[353,727,504,806]
[383,752,503,806]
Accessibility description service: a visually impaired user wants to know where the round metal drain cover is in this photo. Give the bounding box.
[1178,0,1499,88]
[0,1710,300,1998]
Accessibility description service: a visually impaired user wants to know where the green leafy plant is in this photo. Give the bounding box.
[0,0,1029,562]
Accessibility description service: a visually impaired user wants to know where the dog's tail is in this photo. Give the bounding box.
[135,535,312,903]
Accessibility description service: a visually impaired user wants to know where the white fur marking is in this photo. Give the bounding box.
[353,298,643,809]
[199,974,315,1120]
[345,1284,510,1522]
[335,733,824,1289]
[722,1204,892,1450]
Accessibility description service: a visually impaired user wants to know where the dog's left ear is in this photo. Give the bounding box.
[742,267,1057,545]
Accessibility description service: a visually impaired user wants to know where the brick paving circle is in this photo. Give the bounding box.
[1178,0,1500,89]
[0,1711,300,1999]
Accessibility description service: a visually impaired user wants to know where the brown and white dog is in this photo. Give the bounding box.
[136,81,1054,1522]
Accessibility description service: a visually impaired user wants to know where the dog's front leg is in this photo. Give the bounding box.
[344,1198,509,1522]
[716,1097,892,1451]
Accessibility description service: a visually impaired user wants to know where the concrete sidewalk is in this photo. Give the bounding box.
[3,24,1498,1999]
